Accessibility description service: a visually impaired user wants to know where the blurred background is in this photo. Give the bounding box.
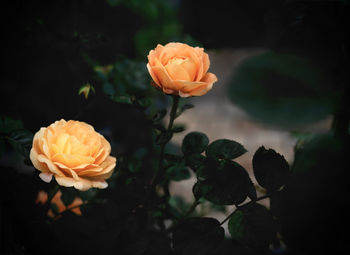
[1,0,349,254]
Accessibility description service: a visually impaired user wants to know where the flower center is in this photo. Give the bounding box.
[54,133,90,156]
[168,56,187,65]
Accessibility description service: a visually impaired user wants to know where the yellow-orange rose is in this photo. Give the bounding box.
[30,119,116,191]
[147,42,218,97]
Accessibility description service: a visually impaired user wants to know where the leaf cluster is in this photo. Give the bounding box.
[172,131,292,251]
[0,115,33,163]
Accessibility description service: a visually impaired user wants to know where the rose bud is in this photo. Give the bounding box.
[147,42,218,97]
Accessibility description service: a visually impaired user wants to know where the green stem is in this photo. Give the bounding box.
[167,95,179,131]
[183,199,200,219]
[165,199,200,233]
[219,194,270,226]
[151,95,179,189]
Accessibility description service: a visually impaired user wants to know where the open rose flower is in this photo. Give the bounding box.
[30,119,116,191]
[147,42,218,97]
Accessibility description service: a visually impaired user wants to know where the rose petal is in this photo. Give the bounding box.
[55,175,108,191]
[174,80,208,93]
[152,64,177,90]
[202,52,210,76]
[165,62,191,81]
[154,44,164,58]
[189,72,217,96]
[31,119,116,191]
[200,72,218,84]
[162,87,176,95]
[93,135,111,165]
[147,63,161,86]
[179,91,191,98]
[37,154,65,176]
[33,127,45,154]
[159,44,179,64]
[55,175,90,191]
[51,153,94,169]
[72,163,100,171]
[180,58,197,81]
[189,84,213,96]
[30,148,50,173]
[92,180,108,189]
[53,162,80,180]
[79,156,116,177]
[195,55,204,81]
[174,72,217,97]
[39,172,53,183]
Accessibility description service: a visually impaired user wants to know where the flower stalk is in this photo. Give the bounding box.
[151,95,179,194]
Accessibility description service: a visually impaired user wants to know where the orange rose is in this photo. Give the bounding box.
[30,119,116,191]
[147,42,218,97]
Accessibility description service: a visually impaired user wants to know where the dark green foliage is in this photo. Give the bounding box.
[97,59,153,107]
[173,217,224,255]
[165,161,191,181]
[78,189,97,201]
[51,202,124,255]
[172,124,186,133]
[2,1,348,254]
[195,160,255,205]
[124,230,173,255]
[176,103,194,118]
[0,116,33,160]
[214,239,259,255]
[152,108,167,122]
[292,134,344,175]
[50,203,60,216]
[186,136,255,205]
[126,147,148,173]
[168,196,193,217]
[164,153,183,163]
[185,153,206,172]
[228,52,334,128]
[60,188,77,207]
[228,203,278,249]
[0,138,5,156]
[192,181,209,201]
[182,132,209,155]
[206,139,247,160]
[252,146,290,191]
[273,134,349,254]
[106,0,200,57]
[156,132,173,145]
[0,116,24,133]
[6,129,33,159]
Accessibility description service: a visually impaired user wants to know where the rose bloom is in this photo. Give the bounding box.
[30,119,116,191]
[36,190,83,219]
[147,42,218,97]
